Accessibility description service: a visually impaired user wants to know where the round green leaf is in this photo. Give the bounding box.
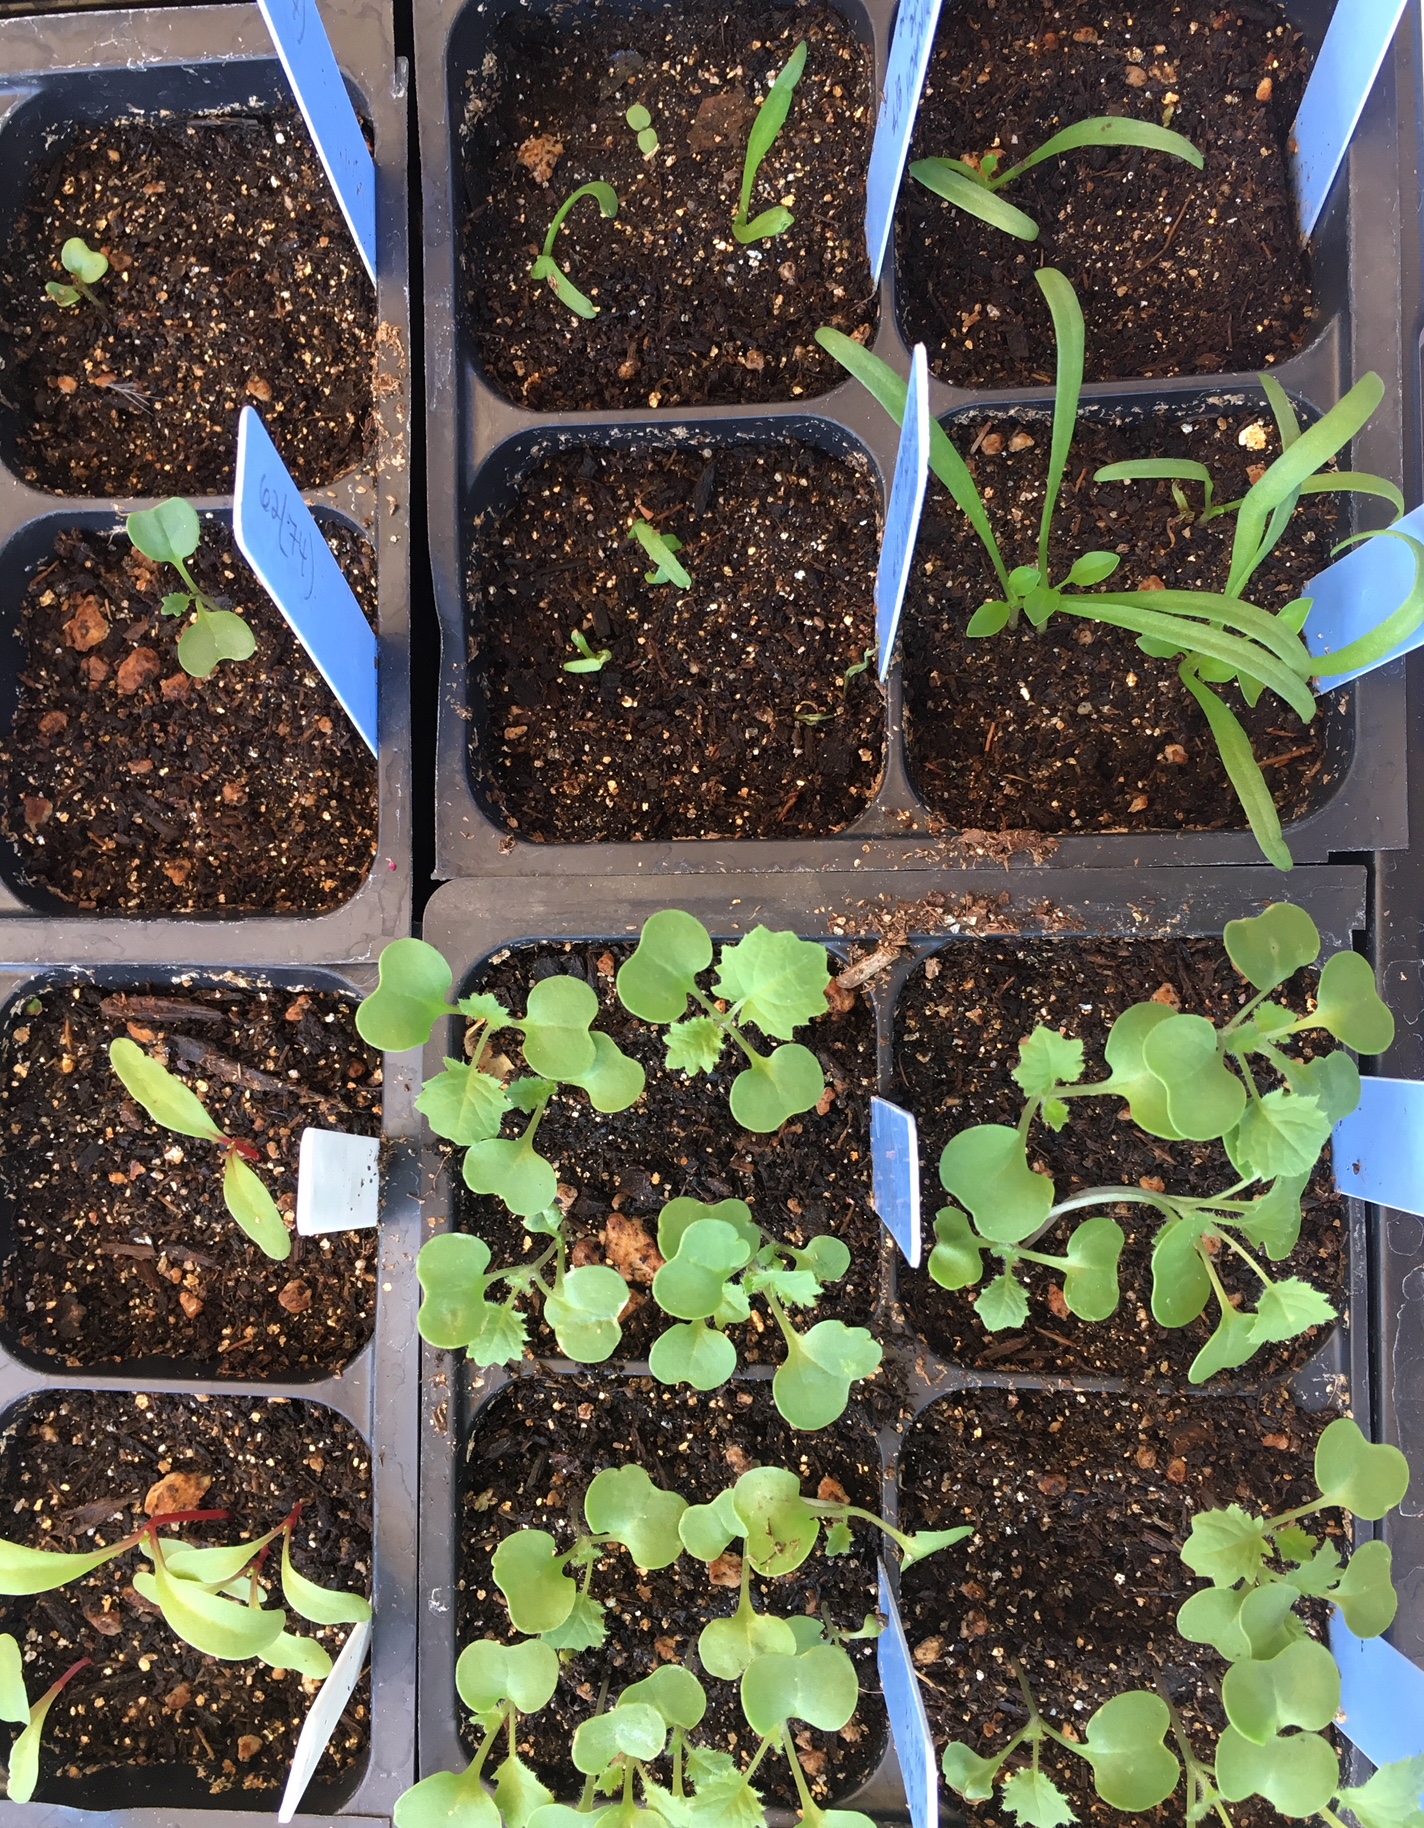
[456,1638,559,1715]
[417,1233,496,1349]
[584,1465,687,1568]
[941,1742,999,1802]
[740,1644,858,1737]
[1216,1724,1339,1814]
[699,1607,796,1681]
[546,1265,628,1363]
[1312,951,1395,1053]
[729,1043,825,1132]
[1222,1639,1340,1744]
[649,1319,737,1391]
[1062,1217,1123,1321]
[62,236,109,285]
[625,104,652,130]
[567,1032,646,1113]
[572,1701,666,1774]
[928,1206,985,1290]
[1224,903,1321,990]
[1102,1001,1182,1138]
[1314,1417,1410,1519]
[204,609,257,664]
[1331,1539,1398,1638]
[620,1664,706,1729]
[939,1124,1053,1243]
[109,1036,224,1141]
[794,1234,851,1283]
[616,911,711,1021]
[653,1219,753,1320]
[1150,1219,1211,1327]
[732,1467,819,1575]
[1081,1691,1180,1811]
[1177,1585,1254,1661]
[657,1197,759,1259]
[678,1488,742,1562]
[223,1151,291,1260]
[177,615,220,679]
[463,1135,559,1219]
[1141,1013,1246,1140]
[126,497,201,566]
[491,1531,575,1634]
[521,977,599,1082]
[359,938,455,1050]
[394,1767,500,1828]
[773,1320,882,1431]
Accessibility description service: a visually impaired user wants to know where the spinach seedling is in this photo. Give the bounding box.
[125,498,257,680]
[626,103,659,157]
[941,1419,1415,1828]
[911,117,1202,242]
[629,519,691,588]
[45,237,109,312]
[929,902,1393,1382]
[733,41,807,244]
[108,1036,291,1261]
[0,1635,90,1805]
[530,182,619,320]
[564,628,612,673]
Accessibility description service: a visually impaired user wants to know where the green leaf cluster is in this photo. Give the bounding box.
[46,234,109,308]
[126,498,258,679]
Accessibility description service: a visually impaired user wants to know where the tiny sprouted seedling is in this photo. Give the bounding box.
[45,237,109,313]
[124,498,257,680]
[795,647,874,725]
[733,41,807,244]
[911,117,1202,242]
[108,1036,292,1261]
[625,103,659,157]
[629,518,691,588]
[564,628,612,673]
[530,181,619,319]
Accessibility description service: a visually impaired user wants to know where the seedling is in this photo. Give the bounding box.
[795,647,874,725]
[940,1418,1416,1828]
[124,498,257,680]
[629,519,691,588]
[0,1635,89,1805]
[733,41,807,244]
[928,903,1393,1382]
[910,117,1202,242]
[108,1036,291,1261]
[816,274,1416,870]
[625,103,659,157]
[530,182,619,320]
[564,628,612,673]
[45,236,108,311]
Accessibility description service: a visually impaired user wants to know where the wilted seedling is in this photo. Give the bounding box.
[124,498,257,681]
[564,628,612,673]
[626,103,660,157]
[530,181,619,319]
[108,1036,291,1261]
[733,41,807,244]
[45,236,109,311]
[795,647,874,725]
[629,518,691,588]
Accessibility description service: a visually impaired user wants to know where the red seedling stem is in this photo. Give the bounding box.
[225,1138,264,1165]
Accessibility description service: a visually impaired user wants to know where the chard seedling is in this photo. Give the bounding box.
[928,903,1392,1383]
[530,182,619,320]
[733,41,807,243]
[940,1418,1415,1828]
[0,1635,89,1805]
[125,498,257,680]
[911,117,1202,242]
[564,628,612,673]
[629,519,691,588]
[108,1035,291,1261]
[625,104,659,157]
[45,236,109,312]
[816,275,1417,871]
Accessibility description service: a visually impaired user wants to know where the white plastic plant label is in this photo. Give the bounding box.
[257,0,377,282]
[1331,1616,1424,1767]
[279,1613,373,1822]
[296,1126,380,1235]
[871,1095,922,1267]
[865,0,945,282]
[876,342,930,680]
[878,1564,938,1828]
[1304,501,1424,689]
[234,406,379,754]
[1291,0,1407,238]
[1332,1077,1424,1216]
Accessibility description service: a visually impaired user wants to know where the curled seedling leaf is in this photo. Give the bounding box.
[530,181,619,318]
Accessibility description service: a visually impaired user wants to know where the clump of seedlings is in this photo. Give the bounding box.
[817,273,1418,869]
[531,183,620,319]
[927,903,1392,1382]
[732,41,807,245]
[940,1419,1416,1828]
[629,519,690,589]
[44,236,108,312]
[124,498,257,680]
[108,1036,291,1261]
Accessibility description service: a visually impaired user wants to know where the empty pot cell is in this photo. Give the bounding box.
[0,517,378,914]
[457,1374,887,1806]
[458,1,875,411]
[0,1389,371,1808]
[469,442,883,842]
[901,408,1349,839]
[0,107,373,494]
[0,977,380,1375]
[895,2,1314,387]
[892,935,1347,1380]
[898,1384,1338,1825]
[448,939,879,1363]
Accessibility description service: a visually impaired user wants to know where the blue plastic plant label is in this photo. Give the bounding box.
[865,0,944,281]
[877,342,930,680]
[878,1564,938,1828]
[233,406,378,755]
[1291,0,1407,239]
[1332,1616,1424,1767]
[871,1095,921,1267]
[1305,502,1424,689]
[258,0,376,283]
[1333,1076,1424,1216]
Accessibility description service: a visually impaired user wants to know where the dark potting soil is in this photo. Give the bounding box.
[460,1,876,411]
[0,522,378,914]
[470,445,883,842]
[895,2,1314,387]
[892,936,1347,1380]
[901,409,1347,836]
[0,980,381,1375]
[0,108,374,495]
[0,1390,372,1803]
[458,1375,887,1807]
[898,1385,1339,1828]
[447,941,883,1366]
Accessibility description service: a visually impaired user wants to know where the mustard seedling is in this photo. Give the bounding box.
[124,498,257,680]
[530,182,619,319]
[564,628,611,673]
[626,103,659,157]
[629,519,690,588]
[45,237,108,311]
[733,41,807,243]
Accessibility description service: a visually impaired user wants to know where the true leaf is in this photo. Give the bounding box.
[939,1124,1053,1243]
[1233,1173,1309,1259]
[974,1269,1030,1332]
[1311,950,1395,1053]
[491,1531,575,1635]
[729,1043,825,1132]
[714,928,830,1037]
[1080,1691,1179,1812]
[359,937,455,1049]
[1248,1276,1335,1345]
[584,1466,687,1568]
[497,1755,554,1828]
[1000,1768,1076,1828]
[1141,1013,1246,1140]
[417,1061,510,1145]
[909,158,1040,238]
[772,1320,881,1431]
[734,40,806,240]
[1338,1754,1424,1828]
[394,1765,500,1828]
[1285,1052,1361,1126]
[1181,1504,1270,1586]
[739,1643,858,1736]
[541,1591,607,1652]
[900,1526,972,1569]
[665,1018,725,1076]
[1228,1090,1331,1182]
[1314,1417,1410,1519]
[1013,1026,1086,1097]
[108,1037,223,1141]
[617,911,712,1022]
[1224,904,1321,990]
[223,1151,292,1260]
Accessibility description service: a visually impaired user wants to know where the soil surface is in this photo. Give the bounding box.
[0,522,378,914]
[896,1,1314,386]
[470,444,883,842]
[899,1385,1340,1828]
[0,1390,372,1804]
[445,941,884,1368]
[893,936,1347,1380]
[0,979,381,1375]
[0,108,374,494]
[901,408,1348,837]
[460,1,876,410]
[458,1375,888,1807]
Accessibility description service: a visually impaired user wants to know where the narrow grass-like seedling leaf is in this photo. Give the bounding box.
[530,182,619,319]
[733,41,807,243]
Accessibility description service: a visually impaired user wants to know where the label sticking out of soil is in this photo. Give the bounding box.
[257,0,377,281]
[1331,1616,1424,1766]
[235,406,378,752]
[1333,1077,1424,1216]
[1305,500,1424,689]
[296,1127,380,1234]
[865,0,945,280]
[876,343,930,679]
[1292,0,1408,236]
[877,1564,938,1828]
[279,1613,373,1821]
[871,1095,921,1267]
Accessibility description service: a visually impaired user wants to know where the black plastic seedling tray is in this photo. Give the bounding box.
[0,0,411,968]
[414,0,1416,882]
[409,866,1379,1808]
